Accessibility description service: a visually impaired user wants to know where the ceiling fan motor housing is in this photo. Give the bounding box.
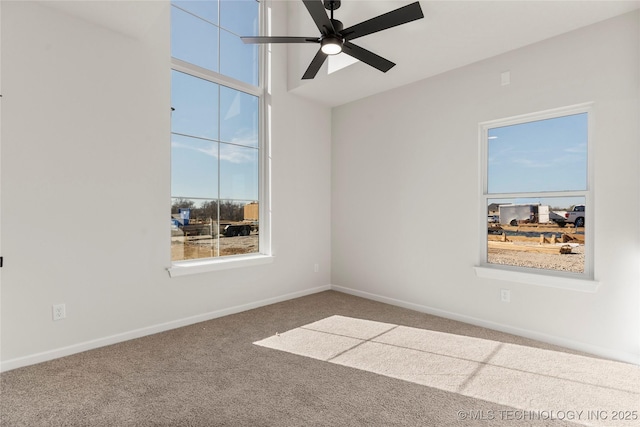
[329,19,344,34]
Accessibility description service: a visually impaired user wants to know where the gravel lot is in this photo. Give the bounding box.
[488,243,585,273]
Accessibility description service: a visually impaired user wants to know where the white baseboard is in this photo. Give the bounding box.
[330,284,640,366]
[0,285,332,372]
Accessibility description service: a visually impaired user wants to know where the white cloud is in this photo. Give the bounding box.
[563,142,587,154]
[171,140,216,157]
[220,143,256,164]
[171,141,256,165]
[512,158,551,168]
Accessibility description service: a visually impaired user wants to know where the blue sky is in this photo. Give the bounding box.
[487,112,588,211]
[171,1,259,85]
[488,112,588,196]
[170,1,260,204]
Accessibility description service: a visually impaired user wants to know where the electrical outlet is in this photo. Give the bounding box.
[52,304,66,321]
[500,289,511,303]
[314,263,319,273]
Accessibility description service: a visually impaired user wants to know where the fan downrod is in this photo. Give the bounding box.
[323,1,341,11]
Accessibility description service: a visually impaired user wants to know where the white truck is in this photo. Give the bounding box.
[553,204,585,227]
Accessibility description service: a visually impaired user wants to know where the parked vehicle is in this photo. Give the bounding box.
[223,223,253,237]
[498,204,538,226]
[488,215,499,223]
[554,205,585,227]
[171,209,210,236]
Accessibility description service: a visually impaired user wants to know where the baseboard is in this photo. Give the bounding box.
[0,285,332,372]
[330,284,640,366]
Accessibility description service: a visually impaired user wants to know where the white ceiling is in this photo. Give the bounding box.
[286,0,640,107]
[38,0,640,107]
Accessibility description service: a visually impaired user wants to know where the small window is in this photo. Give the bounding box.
[480,105,592,278]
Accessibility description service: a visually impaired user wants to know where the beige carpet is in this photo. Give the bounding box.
[256,315,640,427]
[2,291,638,426]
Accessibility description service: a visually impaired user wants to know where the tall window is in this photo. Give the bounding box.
[170,0,262,262]
[480,104,592,278]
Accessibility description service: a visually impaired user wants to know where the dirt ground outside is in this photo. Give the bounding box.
[488,243,585,273]
[171,222,585,272]
[172,233,259,261]
[487,223,585,273]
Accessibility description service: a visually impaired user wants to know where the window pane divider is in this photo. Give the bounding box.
[171,58,262,97]
[172,3,219,28]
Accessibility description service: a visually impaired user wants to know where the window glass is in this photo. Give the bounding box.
[220,0,258,36]
[487,196,586,273]
[220,29,259,85]
[171,71,219,140]
[219,143,258,201]
[171,134,219,199]
[173,0,219,24]
[488,113,587,194]
[171,6,219,72]
[220,86,258,147]
[171,198,220,260]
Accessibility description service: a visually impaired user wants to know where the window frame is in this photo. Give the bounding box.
[168,0,271,277]
[475,103,599,291]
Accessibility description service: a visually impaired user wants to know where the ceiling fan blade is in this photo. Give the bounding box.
[341,1,424,41]
[242,36,319,44]
[302,48,329,79]
[342,41,395,73]
[302,0,335,35]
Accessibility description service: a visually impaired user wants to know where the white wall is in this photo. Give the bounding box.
[332,11,640,363]
[0,0,332,369]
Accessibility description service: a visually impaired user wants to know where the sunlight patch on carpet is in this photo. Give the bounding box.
[254,315,640,427]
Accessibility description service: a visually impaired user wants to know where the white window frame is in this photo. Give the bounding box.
[168,0,272,277]
[474,103,600,292]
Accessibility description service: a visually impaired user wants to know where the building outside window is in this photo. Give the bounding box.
[480,104,593,279]
[170,0,265,263]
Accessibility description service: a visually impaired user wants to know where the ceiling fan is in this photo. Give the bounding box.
[241,0,424,80]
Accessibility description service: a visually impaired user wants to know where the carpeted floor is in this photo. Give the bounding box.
[1,291,638,426]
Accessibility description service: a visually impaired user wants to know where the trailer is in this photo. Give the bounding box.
[171,208,217,237]
[222,223,253,237]
[498,204,539,226]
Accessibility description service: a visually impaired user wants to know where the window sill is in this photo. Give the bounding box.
[474,266,600,292]
[168,254,274,277]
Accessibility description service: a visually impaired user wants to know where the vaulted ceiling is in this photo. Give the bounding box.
[286,0,640,106]
[39,0,640,107]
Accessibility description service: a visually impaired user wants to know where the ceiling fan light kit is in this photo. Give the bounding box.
[241,0,424,80]
[320,35,343,55]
